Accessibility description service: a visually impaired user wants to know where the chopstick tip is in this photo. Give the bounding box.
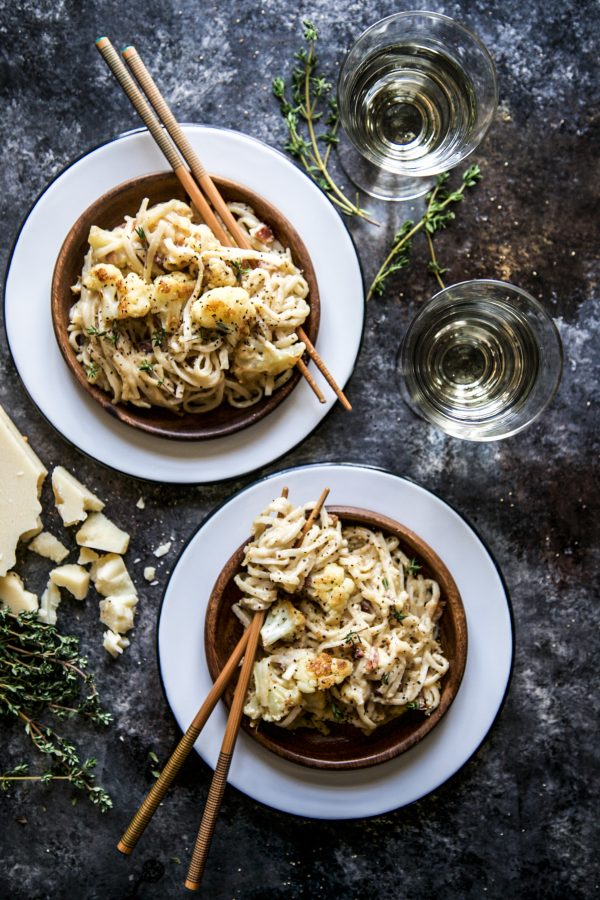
[95,35,109,45]
[116,840,133,855]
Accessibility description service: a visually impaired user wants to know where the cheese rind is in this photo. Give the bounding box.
[29,531,70,564]
[0,572,39,614]
[0,405,47,577]
[49,564,90,601]
[52,466,104,527]
[76,513,130,555]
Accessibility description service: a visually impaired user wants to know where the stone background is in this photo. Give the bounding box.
[1,1,598,898]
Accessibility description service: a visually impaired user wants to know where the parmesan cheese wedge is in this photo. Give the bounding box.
[78,547,100,566]
[99,594,138,634]
[92,553,136,597]
[28,531,69,564]
[52,466,104,527]
[0,405,47,577]
[103,629,130,658]
[0,572,38,614]
[75,512,130,555]
[49,564,90,601]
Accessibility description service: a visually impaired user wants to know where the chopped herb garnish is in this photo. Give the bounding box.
[406,559,422,577]
[86,326,106,337]
[344,631,358,644]
[230,260,251,281]
[135,225,148,247]
[106,330,118,346]
[382,577,389,589]
[152,328,167,347]
[391,607,408,623]
[139,360,154,374]
[406,701,420,710]
[85,364,98,380]
[331,702,345,722]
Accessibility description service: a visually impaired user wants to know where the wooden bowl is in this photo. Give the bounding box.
[205,507,468,770]
[51,172,320,441]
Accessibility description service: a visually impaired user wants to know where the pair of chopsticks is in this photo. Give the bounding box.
[95,37,351,411]
[116,486,330,889]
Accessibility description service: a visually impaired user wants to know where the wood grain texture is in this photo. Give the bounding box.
[51,171,320,440]
[205,506,468,770]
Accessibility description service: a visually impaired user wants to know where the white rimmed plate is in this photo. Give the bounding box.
[4,127,364,484]
[157,463,513,819]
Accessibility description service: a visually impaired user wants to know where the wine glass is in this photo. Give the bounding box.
[397,280,563,440]
[337,11,498,201]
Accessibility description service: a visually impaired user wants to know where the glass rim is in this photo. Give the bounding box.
[399,278,564,441]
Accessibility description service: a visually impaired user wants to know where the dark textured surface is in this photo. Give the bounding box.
[1,2,598,898]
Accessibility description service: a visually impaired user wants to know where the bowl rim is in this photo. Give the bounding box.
[204,504,468,770]
[50,170,321,441]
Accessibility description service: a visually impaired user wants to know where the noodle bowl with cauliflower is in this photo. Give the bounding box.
[231,496,451,735]
[68,196,311,413]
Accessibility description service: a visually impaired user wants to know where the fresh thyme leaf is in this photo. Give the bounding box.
[230,260,251,282]
[344,631,358,644]
[391,607,408,622]
[406,558,422,576]
[331,701,345,722]
[273,21,376,223]
[152,328,167,347]
[0,609,112,811]
[382,577,389,589]
[406,701,420,710]
[367,165,483,301]
[86,327,106,337]
[381,673,390,685]
[139,360,154,373]
[85,364,98,381]
[135,225,148,247]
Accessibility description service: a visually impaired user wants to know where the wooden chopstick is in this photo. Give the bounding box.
[95,37,326,406]
[95,38,230,246]
[116,487,288,855]
[184,487,330,891]
[120,44,352,412]
[116,627,250,855]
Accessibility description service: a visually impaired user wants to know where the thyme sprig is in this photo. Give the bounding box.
[0,610,113,811]
[273,20,377,224]
[367,164,482,301]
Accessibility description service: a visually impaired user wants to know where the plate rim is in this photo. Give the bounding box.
[2,125,366,485]
[156,461,515,819]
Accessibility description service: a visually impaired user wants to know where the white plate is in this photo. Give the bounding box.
[4,127,364,484]
[158,463,513,819]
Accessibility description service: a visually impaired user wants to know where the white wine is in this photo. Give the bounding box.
[343,43,478,175]
[399,281,563,441]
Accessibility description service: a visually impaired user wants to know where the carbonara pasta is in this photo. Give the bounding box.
[68,198,310,412]
[233,497,449,734]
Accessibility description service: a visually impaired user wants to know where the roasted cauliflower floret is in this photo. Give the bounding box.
[190,286,256,334]
[232,338,305,381]
[141,199,192,230]
[83,263,124,292]
[117,273,152,318]
[261,599,306,650]
[293,651,353,693]
[202,256,237,290]
[307,563,355,623]
[151,272,196,331]
[244,658,302,722]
